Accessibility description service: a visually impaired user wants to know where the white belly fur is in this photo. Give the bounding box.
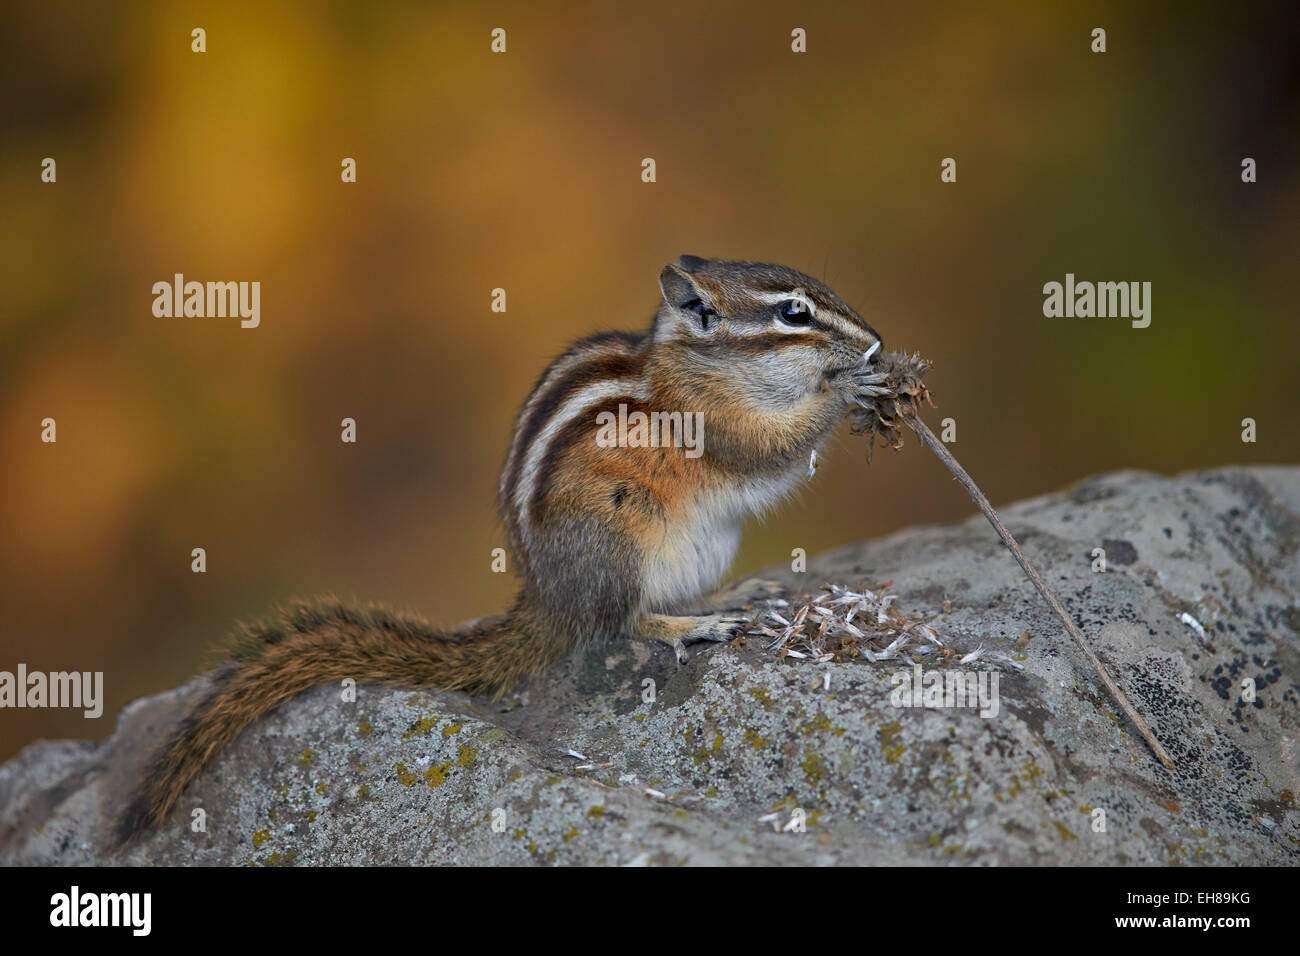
[640,462,808,611]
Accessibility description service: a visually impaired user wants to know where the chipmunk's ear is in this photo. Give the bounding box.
[659,256,718,332]
[658,263,698,309]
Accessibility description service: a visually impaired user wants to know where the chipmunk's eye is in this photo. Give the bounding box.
[777,299,812,326]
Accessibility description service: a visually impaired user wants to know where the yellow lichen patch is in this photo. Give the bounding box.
[749,688,773,709]
[1053,821,1078,841]
[456,745,477,767]
[442,723,464,737]
[689,728,724,767]
[802,714,848,738]
[251,828,270,849]
[586,805,606,819]
[402,716,437,740]
[357,712,372,737]
[878,721,904,764]
[297,749,315,767]
[802,714,831,734]
[424,763,450,788]
[801,751,825,786]
[394,763,418,787]
[742,728,768,750]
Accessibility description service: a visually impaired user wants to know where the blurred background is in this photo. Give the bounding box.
[2,1,1298,761]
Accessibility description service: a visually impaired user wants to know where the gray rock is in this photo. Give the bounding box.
[2,466,1297,865]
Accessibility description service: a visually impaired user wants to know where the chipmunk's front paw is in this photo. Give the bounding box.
[638,612,747,665]
[684,615,749,644]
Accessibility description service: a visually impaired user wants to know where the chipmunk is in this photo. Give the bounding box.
[117,255,885,842]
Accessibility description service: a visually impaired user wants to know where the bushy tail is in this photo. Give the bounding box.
[116,596,558,844]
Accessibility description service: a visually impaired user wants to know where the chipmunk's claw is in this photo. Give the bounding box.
[687,616,749,643]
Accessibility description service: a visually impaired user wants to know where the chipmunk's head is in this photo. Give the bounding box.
[653,255,884,408]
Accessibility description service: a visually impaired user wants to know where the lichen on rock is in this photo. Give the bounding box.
[1,467,1297,866]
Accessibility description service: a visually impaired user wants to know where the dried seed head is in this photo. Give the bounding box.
[846,350,936,461]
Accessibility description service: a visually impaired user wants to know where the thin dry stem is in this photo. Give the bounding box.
[844,349,1175,770]
[896,402,1176,771]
